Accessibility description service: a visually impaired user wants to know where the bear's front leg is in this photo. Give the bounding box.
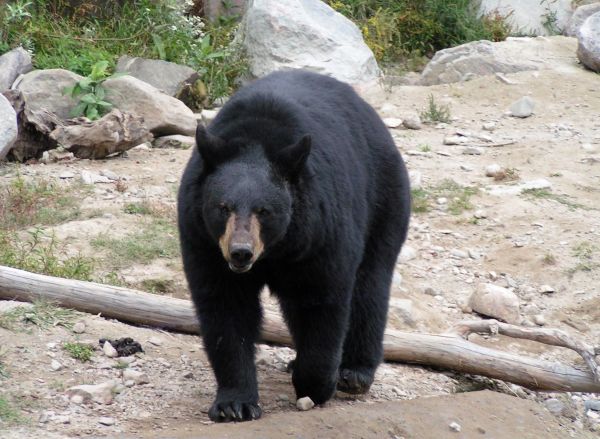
[195,285,263,422]
[280,299,350,405]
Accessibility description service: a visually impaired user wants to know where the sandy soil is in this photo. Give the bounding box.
[1,36,599,438]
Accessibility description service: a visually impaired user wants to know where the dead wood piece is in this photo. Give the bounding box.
[451,319,600,383]
[50,109,153,159]
[0,265,599,393]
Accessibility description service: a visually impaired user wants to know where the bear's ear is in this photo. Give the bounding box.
[196,123,226,168]
[273,135,312,178]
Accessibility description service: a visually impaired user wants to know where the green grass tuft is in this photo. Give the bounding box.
[63,342,94,362]
[420,94,452,124]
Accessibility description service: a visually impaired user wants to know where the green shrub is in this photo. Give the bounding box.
[0,0,246,104]
[326,0,512,62]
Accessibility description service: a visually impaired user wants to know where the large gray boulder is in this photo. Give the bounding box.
[421,37,579,85]
[0,47,33,92]
[239,0,380,85]
[103,75,197,136]
[478,0,573,36]
[15,69,82,120]
[420,40,538,85]
[115,56,199,97]
[0,93,18,160]
[577,12,600,72]
[566,3,600,37]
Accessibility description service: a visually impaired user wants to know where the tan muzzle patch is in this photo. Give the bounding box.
[219,213,264,271]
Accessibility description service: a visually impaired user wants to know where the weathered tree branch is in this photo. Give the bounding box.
[1,265,599,393]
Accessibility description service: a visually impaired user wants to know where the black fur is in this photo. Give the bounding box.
[177,70,410,422]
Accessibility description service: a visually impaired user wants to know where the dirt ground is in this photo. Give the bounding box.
[1,37,599,438]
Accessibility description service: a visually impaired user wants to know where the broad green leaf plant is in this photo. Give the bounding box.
[63,60,122,121]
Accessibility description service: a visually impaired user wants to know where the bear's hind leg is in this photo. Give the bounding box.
[338,227,405,394]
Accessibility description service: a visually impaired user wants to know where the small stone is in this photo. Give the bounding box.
[59,171,75,179]
[544,398,566,417]
[449,421,461,432]
[468,249,481,260]
[468,283,520,324]
[277,394,290,402]
[98,416,115,426]
[38,411,51,424]
[585,400,600,412]
[53,415,70,424]
[125,380,136,387]
[122,368,150,385]
[539,285,555,294]
[148,337,162,346]
[462,146,483,155]
[402,116,422,130]
[399,245,417,262]
[533,314,546,326]
[408,170,422,190]
[50,360,62,371]
[66,380,119,405]
[72,322,86,334]
[296,396,315,411]
[436,197,448,205]
[201,109,219,124]
[383,118,402,128]
[100,169,119,181]
[485,164,503,177]
[482,122,496,131]
[509,96,535,118]
[474,210,487,219]
[450,249,468,259]
[165,176,177,183]
[103,341,118,358]
[46,342,58,351]
[183,371,194,379]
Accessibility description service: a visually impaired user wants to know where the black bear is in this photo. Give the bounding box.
[177,70,410,422]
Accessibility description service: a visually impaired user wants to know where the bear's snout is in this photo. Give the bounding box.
[219,213,264,273]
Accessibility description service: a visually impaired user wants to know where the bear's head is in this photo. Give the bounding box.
[196,124,311,273]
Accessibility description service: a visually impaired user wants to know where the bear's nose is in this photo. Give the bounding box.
[230,244,253,266]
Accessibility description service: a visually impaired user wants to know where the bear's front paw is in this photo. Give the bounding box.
[292,369,336,405]
[208,399,262,422]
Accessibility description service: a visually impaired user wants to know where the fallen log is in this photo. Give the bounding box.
[1,265,599,393]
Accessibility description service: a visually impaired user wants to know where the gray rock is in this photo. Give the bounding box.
[98,416,116,426]
[421,40,538,86]
[122,369,150,385]
[408,170,422,190]
[485,163,503,177]
[566,3,600,37]
[102,341,118,358]
[66,380,119,404]
[539,284,555,294]
[0,93,18,160]
[296,396,315,411]
[104,75,196,136]
[16,69,82,120]
[577,12,600,72]
[389,298,414,327]
[0,47,33,92]
[399,245,417,262]
[545,398,566,416]
[383,118,402,128]
[239,0,380,85]
[72,322,86,334]
[482,121,496,131]
[533,314,546,326]
[509,96,535,118]
[50,360,63,371]
[449,421,461,432]
[468,283,520,324]
[152,135,195,149]
[402,116,422,130]
[116,56,199,97]
[201,108,219,124]
[585,400,600,411]
[479,0,573,37]
[450,249,468,259]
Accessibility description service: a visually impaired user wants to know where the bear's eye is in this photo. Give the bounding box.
[256,207,270,217]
